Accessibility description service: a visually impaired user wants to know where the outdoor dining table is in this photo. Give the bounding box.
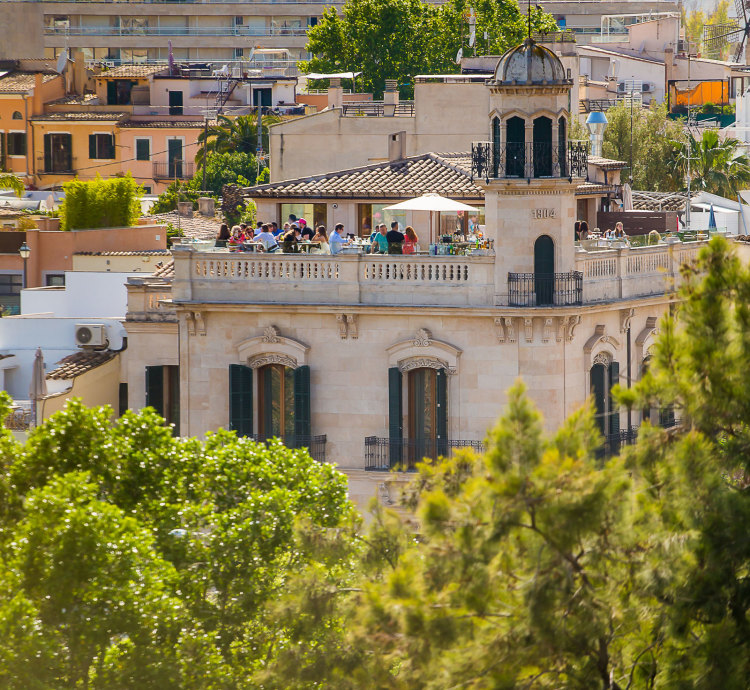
[297,242,322,253]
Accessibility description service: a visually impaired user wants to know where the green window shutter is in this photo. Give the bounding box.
[436,368,448,456]
[388,367,403,466]
[136,138,150,161]
[229,364,253,437]
[107,80,117,105]
[145,365,164,417]
[89,134,97,160]
[293,365,311,443]
[167,365,180,436]
[608,361,620,437]
[61,134,72,171]
[105,135,115,159]
[43,133,52,172]
[590,364,606,436]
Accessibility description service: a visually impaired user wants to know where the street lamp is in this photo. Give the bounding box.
[18,241,30,289]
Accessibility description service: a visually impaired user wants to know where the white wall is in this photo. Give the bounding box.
[0,316,125,402]
[21,271,142,318]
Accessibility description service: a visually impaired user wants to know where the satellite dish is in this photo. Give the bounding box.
[455,47,463,64]
[55,48,68,74]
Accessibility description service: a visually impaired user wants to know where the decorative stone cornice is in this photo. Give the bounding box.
[398,356,456,375]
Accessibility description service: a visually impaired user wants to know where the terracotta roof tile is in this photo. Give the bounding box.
[588,155,627,170]
[46,350,117,381]
[632,190,690,212]
[122,119,213,128]
[98,64,168,79]
[143,211,221,241]
[152,259,175,278]
[245,152,483,201]
[0,71,57,93]
[30,111,128,122]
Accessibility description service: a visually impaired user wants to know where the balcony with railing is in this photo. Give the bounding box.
[508,271,583,307]
[471,140,588,182]
[252,434,327,463]
[153,159,194,180]
[36,156,77,176]
[364,437,484,471]
[45,25,310,37]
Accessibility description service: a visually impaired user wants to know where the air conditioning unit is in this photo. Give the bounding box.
[642,82,653,93]
[677,39,688,53]
[75,324,108,349]
[617,81,626,92]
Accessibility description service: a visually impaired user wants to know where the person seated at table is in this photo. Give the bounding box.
[276,222,289,238]
[579,220,589,241]
[270,221,280,237]
[403,226,418,254]
[313,225,330,254]
[216,223,231,248]
[329,223,349,254]
[229,225,243,245]
[386,221,405,254]
[282,228,299,253]
[371,224,389,253]
[300,222,314,240]
[614,221,629,244]
[255,223,278,251]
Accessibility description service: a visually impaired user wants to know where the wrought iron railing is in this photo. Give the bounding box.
[251,434,327,463]
[4,407,32,431]
[364,437,484,471]
[153,160,194,180]
[471,140,588,181]
[507,271,583,307]
[341,101,414,117]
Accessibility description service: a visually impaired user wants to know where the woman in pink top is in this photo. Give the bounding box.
[403,226,418,254]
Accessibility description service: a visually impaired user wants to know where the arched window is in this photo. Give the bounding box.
[558,116,567,176]
[532,115,552,177]
[506,116,525,177]
[12,111,22,120]
[492,116,501,177]
[591,358,620,452]
[534,235,555,305]
[408,366,447,465]
[258,363,295,440]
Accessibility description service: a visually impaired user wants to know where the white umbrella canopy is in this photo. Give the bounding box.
[384,194,481,244]
[384,193,480,213]
[29,347,47,427]
[622,183,634,211]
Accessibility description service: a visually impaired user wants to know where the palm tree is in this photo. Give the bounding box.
[0,172,24,197]
[669,129,750,198]
[195,113,280,168]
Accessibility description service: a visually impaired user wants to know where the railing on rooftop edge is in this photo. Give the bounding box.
[471,140,588,182]
[46,26,310,37]
[364,437,484,471]
[250,434,327,463]
[342,101,414,117]
[508,271,583,307]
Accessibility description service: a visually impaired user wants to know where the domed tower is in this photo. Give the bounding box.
[473,38,587,307]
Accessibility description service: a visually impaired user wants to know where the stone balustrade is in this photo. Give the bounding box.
[575,241,709,303]
[173,252,496,307]
[167,243,711,309]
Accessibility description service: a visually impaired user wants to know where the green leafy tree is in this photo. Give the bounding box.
[60,174,143,231]
[602,101,687,190]
[150,152,266,215]
[0,173,24,196]
[195,114,280,169]
[304,0,556,99]
[0,399,357,687]
[668,129,750,197]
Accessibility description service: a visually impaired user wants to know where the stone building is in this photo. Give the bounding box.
[123,39,709,507]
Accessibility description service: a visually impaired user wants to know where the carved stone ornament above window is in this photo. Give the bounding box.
[398,357,456,375]
[262,325,280,343]
[247,353,298,370]
[413,328,433,347]
[593,352,612,366]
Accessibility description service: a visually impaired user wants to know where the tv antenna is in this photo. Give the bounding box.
[703,0,750,62]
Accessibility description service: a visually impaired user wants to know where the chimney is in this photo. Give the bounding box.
[198,197,215,217]
[73,49,87,95]
[177,201,193,218]
[388,131,406,161]
[327,77,343,109]
[32,72,43,116]
[383,79,399,116]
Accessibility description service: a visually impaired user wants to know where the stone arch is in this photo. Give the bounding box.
[386,328,462,374]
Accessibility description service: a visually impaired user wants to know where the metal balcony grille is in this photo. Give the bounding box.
[507,271,583,307]
[471,140,588,182]
[364,437,484,471]
[153,160,194,180]
[251,434,327,463]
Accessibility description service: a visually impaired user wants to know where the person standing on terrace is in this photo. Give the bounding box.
[371,224,388,253]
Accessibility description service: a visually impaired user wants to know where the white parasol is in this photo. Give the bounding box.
[384,194,480,243]
[29,347,47,427]
[622,182,633,211]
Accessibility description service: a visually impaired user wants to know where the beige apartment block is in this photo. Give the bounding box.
[122,39,715,510]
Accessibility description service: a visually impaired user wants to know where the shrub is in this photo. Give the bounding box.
[60,174,142,231]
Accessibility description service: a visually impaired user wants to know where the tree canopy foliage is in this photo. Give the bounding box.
[3,241,750,688]
[304,0,557,98]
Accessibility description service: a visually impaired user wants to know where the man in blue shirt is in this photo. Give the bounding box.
[329,223,349,254]
[371,224,389,253]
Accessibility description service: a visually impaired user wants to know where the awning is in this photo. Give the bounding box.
[303,72,362,80]
[691,202,738,214]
